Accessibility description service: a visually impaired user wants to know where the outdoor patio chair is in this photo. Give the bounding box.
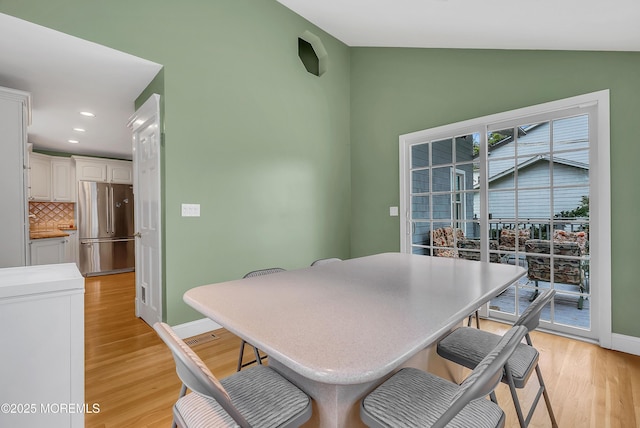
[237,267,286,371]
[437,289,558,428]
[498,228,530,266]
[431,226,464,257]
[361,325,528,428]
[524,238,585,308]
[457,238,500,263]
[154,322,312,428]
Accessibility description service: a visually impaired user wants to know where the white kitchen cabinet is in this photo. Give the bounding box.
[73,156,132,184]
[73,156,107,182]
[29,237,67,266]
[107,159,133,184]
[64,230,78,266]
[0,86,29,268]
[0,263,84,428]
[27,154,75,202]
[28,152,51,201]
[51,157,74,202]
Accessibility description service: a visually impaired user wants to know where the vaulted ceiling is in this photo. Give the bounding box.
[1,2,638,159]
[277,0,640,51]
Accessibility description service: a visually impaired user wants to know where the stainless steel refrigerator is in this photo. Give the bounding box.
[78,181,135,276]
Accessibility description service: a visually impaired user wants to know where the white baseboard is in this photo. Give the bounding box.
[172,318,222,339]
[611,333,640,356]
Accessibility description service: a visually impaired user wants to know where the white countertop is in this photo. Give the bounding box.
[0,263,84,298]
[184,252,526,385]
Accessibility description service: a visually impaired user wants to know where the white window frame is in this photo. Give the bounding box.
[452,168,466,230]
[399,90,611,348]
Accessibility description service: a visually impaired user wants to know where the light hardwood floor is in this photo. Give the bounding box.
[85,272,640,427]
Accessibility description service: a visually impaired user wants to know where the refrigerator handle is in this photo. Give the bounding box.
[105,185,111,234]
[110,185,115,236]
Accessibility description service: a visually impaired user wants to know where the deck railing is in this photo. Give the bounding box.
[487,218,588,241]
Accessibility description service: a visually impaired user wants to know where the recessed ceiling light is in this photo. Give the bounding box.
[68,139,79,144]
[80,111,95,117]
[73,127,86,132]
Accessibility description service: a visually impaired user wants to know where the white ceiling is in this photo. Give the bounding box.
[1,4,637,161]
[0,14,162,160]
[277,0,640,51]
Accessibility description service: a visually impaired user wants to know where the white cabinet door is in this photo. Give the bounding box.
[74,157,107,182]
[64,230,78,265]
[73,156,131,183]
[107,159,133,184]
[28,152,51,201]
[0,87,29,268]
[51,157,74,202]
[29,238,66,265]
[0,263,84,428]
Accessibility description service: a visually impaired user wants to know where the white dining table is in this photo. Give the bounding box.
[183,252,526,427]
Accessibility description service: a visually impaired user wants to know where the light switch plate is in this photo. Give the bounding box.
[389,206,399,216]
[181,203,200,217]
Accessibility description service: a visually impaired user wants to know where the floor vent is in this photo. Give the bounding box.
[184,331,218,347]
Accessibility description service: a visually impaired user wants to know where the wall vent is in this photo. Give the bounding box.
[298,31,327,77]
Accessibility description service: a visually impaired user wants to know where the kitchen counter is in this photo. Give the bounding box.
[29,230,70,239]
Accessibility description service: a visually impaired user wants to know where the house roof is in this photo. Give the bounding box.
[487,154,589,184]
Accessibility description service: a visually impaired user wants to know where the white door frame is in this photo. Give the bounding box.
[128,94,162,326]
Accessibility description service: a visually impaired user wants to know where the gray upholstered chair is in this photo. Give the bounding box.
[154,322,312,428]
[310,257,342,266]
[437,289,558,428]
[237,268,286,371]
[361,325,528,428]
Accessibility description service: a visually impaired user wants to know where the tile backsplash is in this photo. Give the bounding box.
[29,201,76,230]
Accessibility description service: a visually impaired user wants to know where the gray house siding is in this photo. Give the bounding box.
[474,115,590,223]
[485,160,589,220]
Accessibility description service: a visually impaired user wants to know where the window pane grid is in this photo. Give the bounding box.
[406,106,593,336]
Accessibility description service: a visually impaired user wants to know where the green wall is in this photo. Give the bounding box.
[0,1,351,325]
[3,2,640,338]
[350,48,640,337]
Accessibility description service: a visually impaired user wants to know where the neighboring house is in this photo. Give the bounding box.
[475,115,590,222]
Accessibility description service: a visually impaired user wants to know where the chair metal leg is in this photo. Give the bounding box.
[505,366,528,428]
[467,310,480,329]
[529,281,540,302]
[171,383,188,428]
[237,340,247,372]
[534,364,558,427]
[253,345,263,365]
[504,344,557,428]
[237,339,267,371]
[178,383,187,399]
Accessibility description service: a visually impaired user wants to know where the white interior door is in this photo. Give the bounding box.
[128,94,162,326]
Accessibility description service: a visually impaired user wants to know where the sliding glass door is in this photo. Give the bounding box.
[400,93,609,340]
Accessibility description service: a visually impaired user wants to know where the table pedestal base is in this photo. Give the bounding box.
[270,341,461,428]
